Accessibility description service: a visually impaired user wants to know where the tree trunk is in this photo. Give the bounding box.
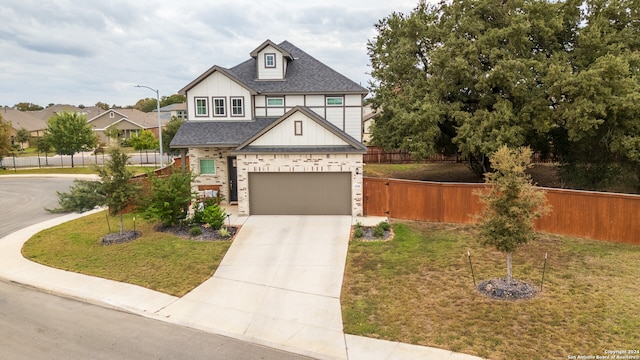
[70,154,75,168]
[119,211,124,234]
[507,252,512,284]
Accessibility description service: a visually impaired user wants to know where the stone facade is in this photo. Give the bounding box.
[235,153,364,216]
[189,147,232,201]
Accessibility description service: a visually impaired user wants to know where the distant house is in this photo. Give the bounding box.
[171,39,368,216]
[157,103,187,122]
[362,104,380,145]
[0,107,45,148]
[87,108,164,144]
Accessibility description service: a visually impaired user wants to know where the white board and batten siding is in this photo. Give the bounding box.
[187,71,252,121]
[250,111,349,147]
[256,45,286,80]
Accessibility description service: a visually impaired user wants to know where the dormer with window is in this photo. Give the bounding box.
[250,40,293,80]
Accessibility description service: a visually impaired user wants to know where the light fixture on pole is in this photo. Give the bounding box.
[134,84,164,167]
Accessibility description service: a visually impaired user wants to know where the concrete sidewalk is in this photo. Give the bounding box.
[0,209,483,360]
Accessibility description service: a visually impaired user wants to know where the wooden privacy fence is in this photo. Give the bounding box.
[363,177,640,245]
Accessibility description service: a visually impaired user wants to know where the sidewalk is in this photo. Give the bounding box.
[0,208,483,360]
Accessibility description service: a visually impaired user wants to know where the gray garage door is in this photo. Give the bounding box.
[249,172,351,215]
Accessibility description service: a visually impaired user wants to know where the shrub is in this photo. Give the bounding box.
[201,204,226,230]
[373,225,385,238]
[376,221,391,231]
[353,227,364,238]
[189,226,202,236]
[218,227,230,238]
[142,171,194,227]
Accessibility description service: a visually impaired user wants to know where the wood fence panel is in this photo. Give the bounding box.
[363,178,389,216]
[388,180,442,221]
[364,177,640,245]
[440,183,485,224]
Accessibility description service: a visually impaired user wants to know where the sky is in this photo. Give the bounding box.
[0,0,423,108]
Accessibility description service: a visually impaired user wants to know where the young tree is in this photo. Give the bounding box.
[15,128,31,150]
[162,116,184,156]
[47,179,106,213]
[42,112,98,167]
[97,147,140,234]
[475,146,550,284]
[103,124,122,146]
[128,129,159,163]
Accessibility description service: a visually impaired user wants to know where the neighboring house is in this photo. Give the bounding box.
[171,39,368,216]
[1,107,46,148]
[362,104,380,145]
[157,103,188,122]
[87,108,163,144]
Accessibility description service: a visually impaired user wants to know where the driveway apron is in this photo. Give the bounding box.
[158,215,353,360]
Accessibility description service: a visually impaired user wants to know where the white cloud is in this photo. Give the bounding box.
[0,0,422,107]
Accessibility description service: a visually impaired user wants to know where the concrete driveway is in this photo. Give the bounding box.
[159,215,353,360]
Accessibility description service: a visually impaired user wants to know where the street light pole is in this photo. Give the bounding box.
[134,84,164,167]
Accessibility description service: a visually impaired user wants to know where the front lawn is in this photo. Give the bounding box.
[341,221,640,360]
[22,211,231,297]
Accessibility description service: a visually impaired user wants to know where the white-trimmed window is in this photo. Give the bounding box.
[213,97,226,117]
[266,97,284,107]
[326,96,344,106]
[199,159,215,174]
[195,97,208,117]
[231,97,244,116]
[265,53,276,68]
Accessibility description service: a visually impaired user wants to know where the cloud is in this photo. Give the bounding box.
[0,0,421,107]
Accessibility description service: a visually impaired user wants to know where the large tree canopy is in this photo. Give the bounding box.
[369,0,640,191]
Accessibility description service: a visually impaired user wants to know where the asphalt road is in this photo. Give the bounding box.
[0,176,312,360]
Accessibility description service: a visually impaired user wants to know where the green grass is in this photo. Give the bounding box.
[341,221,640,359]
[22,211,231,297]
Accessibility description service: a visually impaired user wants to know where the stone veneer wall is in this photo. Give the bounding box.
[235,153,364,216]
[189,148,231,202]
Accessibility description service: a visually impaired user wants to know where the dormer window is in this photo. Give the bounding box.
[109,111,114,118]
[265,53,276,68]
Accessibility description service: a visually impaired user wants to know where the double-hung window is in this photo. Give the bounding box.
[213,97,226,117]
[231,97,244,116]
[265,53,276,68]
[195,97,208,117]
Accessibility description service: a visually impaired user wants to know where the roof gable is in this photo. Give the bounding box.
[179,65,256,95]
[249,39,292,60]
[235,106,366,153]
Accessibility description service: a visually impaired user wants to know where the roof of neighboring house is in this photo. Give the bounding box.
[157,103,187,112]
[1,107,46,131]
[87,108,165,130]
[179,41,368,95]
[30,105,106,121]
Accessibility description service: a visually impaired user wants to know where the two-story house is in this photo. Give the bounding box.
[170,40,368,216]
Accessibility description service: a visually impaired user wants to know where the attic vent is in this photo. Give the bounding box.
[109,111,114,118]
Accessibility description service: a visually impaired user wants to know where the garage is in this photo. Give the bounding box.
[249,172,352,215]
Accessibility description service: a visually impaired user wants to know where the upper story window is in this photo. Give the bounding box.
[231,97,244,116]
[267,97,284,107]
[326,96,344,106]
[265,53,276,68]
[213,97,226,117]
[195,97,208,117]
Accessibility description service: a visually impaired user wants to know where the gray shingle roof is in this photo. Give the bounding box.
[229,41,368,94]
[170,118,277,148]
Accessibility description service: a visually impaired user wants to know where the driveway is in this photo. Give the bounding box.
[158,215,353,360]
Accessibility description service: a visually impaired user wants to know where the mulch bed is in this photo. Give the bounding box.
[157,224,239,241]
[351,226,394,241]
[477,278,538,300]
[102,230,142,245]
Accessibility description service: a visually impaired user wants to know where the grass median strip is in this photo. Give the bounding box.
[22,211,231,297]
[341,221,640,360]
